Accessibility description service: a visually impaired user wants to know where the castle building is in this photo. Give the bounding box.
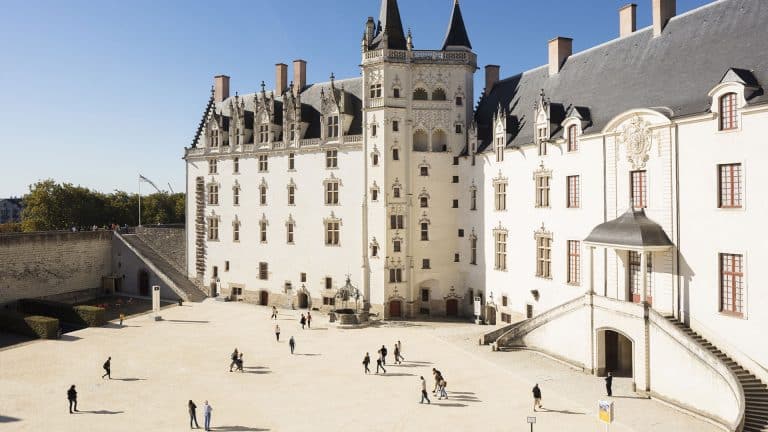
[185,1,768,428]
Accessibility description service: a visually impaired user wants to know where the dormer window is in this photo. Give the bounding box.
[567,125,578,152]
[327,115,339,138]
[370,84,382,99]
[537,126,548,156]
[413,88,428,101]
[719,93,738,131]
[259,124,269,143]
[432,88,447,101]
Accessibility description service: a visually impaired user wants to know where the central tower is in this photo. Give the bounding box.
[361,0,477,318]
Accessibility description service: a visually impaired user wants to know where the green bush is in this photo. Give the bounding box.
[0,310,59,339]
[17,299,105,327]
[74,305,106,327]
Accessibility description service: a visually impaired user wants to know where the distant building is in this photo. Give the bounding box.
[0,198,22,223]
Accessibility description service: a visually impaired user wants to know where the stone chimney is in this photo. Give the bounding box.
[293,60,307,95]
[652,0,676,37]
[485,65,500,93]
[214,75,230,103]
[548,37,572,76]
[275,63,288,95]
[620,4,637,37]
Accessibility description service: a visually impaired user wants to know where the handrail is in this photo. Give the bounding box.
[495,296,586,347]
[648,309,745,432]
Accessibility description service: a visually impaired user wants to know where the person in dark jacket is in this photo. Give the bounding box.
[229,348,238,372]
[289,336,296,354]
[67,385,78,413]
[532,384,543,411]
[188,400,200,428]
[363,352,371,374]
[102,357,111,379]
[605,372,613,397]
[300,314,306,329]
[379,345,388,365]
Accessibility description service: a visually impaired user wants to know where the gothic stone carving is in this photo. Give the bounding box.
[619,115,653,170]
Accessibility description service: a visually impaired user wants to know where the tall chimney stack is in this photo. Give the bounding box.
[293,59,307,95]
[652,0,676,37]
[275,63,288,95]
[619,4,637,37]
[485,65,500,93]
[548,37,573,76]
[214,75,230,103]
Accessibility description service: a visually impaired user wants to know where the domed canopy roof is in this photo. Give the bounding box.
[584,209,673,250]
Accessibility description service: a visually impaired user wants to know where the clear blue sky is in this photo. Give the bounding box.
[0,0,711,198]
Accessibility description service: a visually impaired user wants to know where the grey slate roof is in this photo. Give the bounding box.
[584,209,673,249]
[442,0,472,51]
[475,0,768,152]
[370,0,408,51]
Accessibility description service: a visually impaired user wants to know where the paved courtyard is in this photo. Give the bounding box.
[0,300,719,431]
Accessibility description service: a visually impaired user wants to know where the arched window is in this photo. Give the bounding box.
[719,93,738,130]
[431,130,448,152]
[413,88,428,101]
[432,88,447,101]
[413,130,428,152]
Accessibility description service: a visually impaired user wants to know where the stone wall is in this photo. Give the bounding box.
[0,231,114,306]
[135,226,186,275]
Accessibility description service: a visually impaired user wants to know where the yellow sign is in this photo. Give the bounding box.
[598,400,614,424]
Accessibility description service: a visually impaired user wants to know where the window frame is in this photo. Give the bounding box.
[494,230,508,271]
[535,233,552,279]
[717,163,743,209]
[719,93,738,131]
[566,175,580,209]
[567,240,580,285]
[719,253,744,317]
[630,170,648,209]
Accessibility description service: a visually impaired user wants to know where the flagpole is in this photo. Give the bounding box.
[138,175,142,227]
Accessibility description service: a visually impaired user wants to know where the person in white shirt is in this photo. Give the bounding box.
[203,400,213,431]
[420,376,431,404]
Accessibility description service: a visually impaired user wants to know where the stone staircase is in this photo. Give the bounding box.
[665,316,768,432]
[117,233,207,302]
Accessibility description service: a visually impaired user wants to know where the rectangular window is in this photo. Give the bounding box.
[567,125,578,152]
[233,158,239,174]
[392,148,399,160]
[327,115,339,138]
[325,277,332,290]
[287,223,294,244]
[393,240,401,253]
[629,251,653,303]
[289,123,296,141]
[420,223,429,241]
[719,93,738,131]
[390,215,404,229]
[420,166,429,176]
[288,153,295,170]
[718,163,742,208]
[720,253,744,316]
[567,240,580,285]
[452,199,459,208]
[259,124,269,143]
[470,237,477,265]
[258,155,268,172]
[225,261,230,272]
[495,136,504,162]
[260,221,267,243]
[502,295,508,307]
[631,170,647,209]
[495,182,507,211]
[370,83,382,99]
[455,124,463,134]
[300,272,307,283]
[536,235,552,278]
[325,182,339,205]
[259,262,268,280]
[567,175,580,208]
[233,223,240,242]
[392,121,399,132]
[422,259,431,269]
[453,156,460,166]
[260,186,267,205]
[420,197,429,208]
[371,124,377,137]
[212,266,218,278]
[495,231,507,271]
[326,150,338,169]
[471,189,477,211]
[389,268,403,283]
[371,245,378,257]
[208,218,219,241]
[535,174,550,208]
[454,253,460,262]
[458,229,464,237]
[421,289,429,302]
[393,187,401,198]
[288,185,295,205]
[371,188,378,201]
[209,159,218,174]
[537,127,548,155]
[452,176,459,183]
[326,221,340,246]
[208,184,219,205]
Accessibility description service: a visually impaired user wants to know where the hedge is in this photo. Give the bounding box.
[0,309,59,339]
[17,299,105,327]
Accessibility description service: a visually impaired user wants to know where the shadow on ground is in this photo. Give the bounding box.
[0,416,21,423]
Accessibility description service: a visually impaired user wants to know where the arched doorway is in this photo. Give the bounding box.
[298,292,309,309]
[445,299,459,317]
[138,270,149,296]
[389,300,402,318]
[597,329,634,377]
[259,290,269,306]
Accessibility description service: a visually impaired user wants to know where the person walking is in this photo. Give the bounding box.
[605,372,613,397]
[396,340,405,361]
[394,344,402,365]
[102,356,111,379]
[119,313,125,327]
[363,352,371,374]
[419,376,431,404]
[203,400,213,431]
[188,400,200,429]
[432,368,442,394]
[271,306,278,320]
[532,384,543,411]
[438,377,448,400]
[67,385,78,413]
[289,336,295,354]
[275,324,281,342]
[229,348,239,372]
[236,353,244,372]
[379,345,388,366]
[376,352,387,374]
[300,314,306,330]
[306,311,312,329]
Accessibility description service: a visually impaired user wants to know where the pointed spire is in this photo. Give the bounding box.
[442,0,472,51]
[371,0,407,50]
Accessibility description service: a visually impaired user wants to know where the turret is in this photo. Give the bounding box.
[442,0,472,51]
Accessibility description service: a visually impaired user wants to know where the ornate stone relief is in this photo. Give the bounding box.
[618,115,653,170]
